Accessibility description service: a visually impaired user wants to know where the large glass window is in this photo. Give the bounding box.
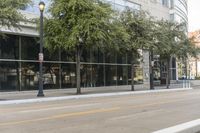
[90,49,104,63]
[44,49,59,61]
[128,66,143,85]
[0,33,145,91]
[105,65,117,86]
[94,65,105,87]
[105,52,116,63]
[21,36,39,60]
[81,64,91,87]
[0,61,19,91]
[81,49,91,62]
[0,35,19,59]
[102,0,141,12]
[61,64,76,88]
[80,64,105,87]
[160,0,169,7]
[21,62,38,91]
[117,65,128,85]
[43,63,60,89]
[61,50,75,62]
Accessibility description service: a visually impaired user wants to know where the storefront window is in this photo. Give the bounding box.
[21,36,39,60]
[21,62,38,91]
[117,65,128,85]
[61,64,76,88]
[0,35,19,59]
[105,65,117,86]
[43,63,60,89]
[0,61,19,91]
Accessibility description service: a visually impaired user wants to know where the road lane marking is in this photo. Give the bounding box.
[0,107,120,127]
[152,119,200,133]
[18,103,100,113]
[108,109,163,121]
[0,93,199,127]
[0,102,101,114]
[0,98,189,127]
[129,98,187,110]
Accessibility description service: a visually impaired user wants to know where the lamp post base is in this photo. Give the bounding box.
[37,92,45,97]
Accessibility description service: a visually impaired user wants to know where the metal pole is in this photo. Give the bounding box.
[37,10,44,97]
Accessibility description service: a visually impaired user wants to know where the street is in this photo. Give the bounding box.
[1,89,200,133]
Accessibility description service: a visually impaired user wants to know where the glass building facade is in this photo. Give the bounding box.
[0,35,143,91]
[0,0,143,91]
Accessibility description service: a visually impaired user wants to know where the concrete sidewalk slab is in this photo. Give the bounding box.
[0,88,192,105]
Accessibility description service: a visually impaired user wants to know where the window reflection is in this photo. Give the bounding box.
[43,63,60,89]
[0,34,145,91]
[105,65,117,86]
[21,36,39,60]
[128,66,143,85]
[0,62,19,91]
[0,35,19,59]
[61,64,76,88]
[21,62,38,90]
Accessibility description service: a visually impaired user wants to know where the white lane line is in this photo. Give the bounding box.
[19,103,100,113]
[152,119,200,133]
[109,109,163,121]
[0,88,192,105]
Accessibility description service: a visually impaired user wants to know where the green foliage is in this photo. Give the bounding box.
[195,76,200,80]
[0,0,31,29]
[176,36,200,60]
[119,10,155,51]
[116,9,157,64]
[44,0,114,52]
[154,20,200,61]
[154,20,186,59]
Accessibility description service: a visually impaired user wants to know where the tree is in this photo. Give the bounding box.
[176,36,200,79]
[0,0,31,34]
[118,9,156,90]
[154,20,186,88]
[44,0,115,94]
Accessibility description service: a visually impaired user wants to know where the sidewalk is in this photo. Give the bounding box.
[0,85,192,105]
[0,85,144,101]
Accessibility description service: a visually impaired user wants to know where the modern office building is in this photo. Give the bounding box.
[0,0,188,91]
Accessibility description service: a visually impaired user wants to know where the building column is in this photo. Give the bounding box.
[142,50,150,89]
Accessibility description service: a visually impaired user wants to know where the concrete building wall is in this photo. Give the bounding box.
[130,0,170,20]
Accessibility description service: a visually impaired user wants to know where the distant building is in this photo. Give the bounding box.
[188,30,200,79]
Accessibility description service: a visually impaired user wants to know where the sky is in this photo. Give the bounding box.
[188,0,200,32]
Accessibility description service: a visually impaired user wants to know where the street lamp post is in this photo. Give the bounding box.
[37,1,45,97]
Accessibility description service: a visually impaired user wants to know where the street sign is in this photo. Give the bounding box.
[39,53,44,62]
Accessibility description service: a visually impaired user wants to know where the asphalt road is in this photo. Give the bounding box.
[1,89,200,133]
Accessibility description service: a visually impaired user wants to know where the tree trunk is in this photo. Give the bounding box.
[196,58,198,77]
[150,50,154,90]
[131,62,134,91]
[166,57,170,89]
[185,59,188,79]
[76,46,81,94]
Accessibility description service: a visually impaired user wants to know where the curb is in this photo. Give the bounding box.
[152,119,200,133]
[0,88,192,105]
